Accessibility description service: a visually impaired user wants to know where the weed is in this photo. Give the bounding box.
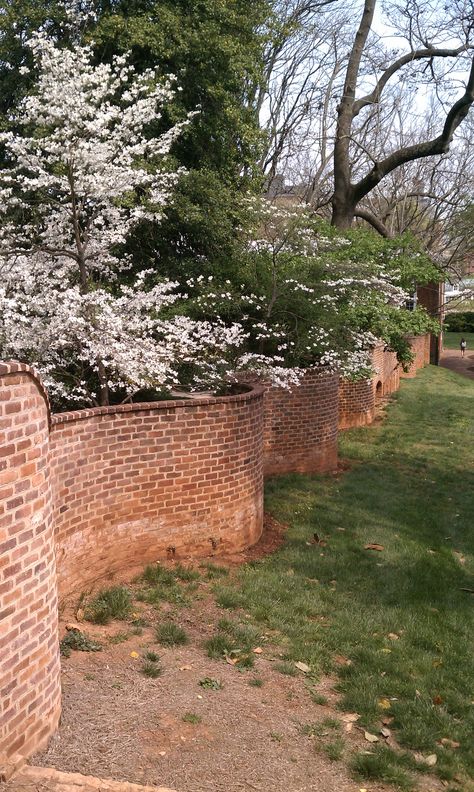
[201,562,229,579]
[108,631,130,644]
[156,622,188,646]
[249,677,264,687]
[323,738,345,761]
[182,712,202,724]
[111,681,123,690]
[199,677,223,690]
[351,748,415,791]
[174,564,200,582]
[60,629,102,657]
[214,586,241,610]
[309,691,328,705]
[84,673,95,681]
[270,732,283,742]
[275,661,297,677]
[141,660,162,678]
[204,633,234,659]
[144,650,160,662]
[141,564,175,586]
[132,627,143,636]
[84,586,132,624]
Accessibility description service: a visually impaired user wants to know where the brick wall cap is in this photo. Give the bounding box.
[51,383,265,426]
[0,359,52,427]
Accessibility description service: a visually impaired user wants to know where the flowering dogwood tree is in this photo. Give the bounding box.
[0,34,249,407]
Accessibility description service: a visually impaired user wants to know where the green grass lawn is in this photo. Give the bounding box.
[225,366,474,789]
[443,331,474,351]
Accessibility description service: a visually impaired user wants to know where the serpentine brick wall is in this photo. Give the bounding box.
[261,369,339,475]
[0,362,264,773]
[0,364,61,777]
[51,392,264,600]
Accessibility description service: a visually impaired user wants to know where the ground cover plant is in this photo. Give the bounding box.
[228,366,474,789]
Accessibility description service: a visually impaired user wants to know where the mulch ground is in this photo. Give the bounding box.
[35,517,442,792]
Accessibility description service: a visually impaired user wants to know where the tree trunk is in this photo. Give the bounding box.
[97,359,110,407]
[331,194,356,229]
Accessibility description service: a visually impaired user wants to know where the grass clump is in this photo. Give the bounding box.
[141,660,162,678]
[201,562,229,580]
[182,712,202,724]
[249,677,264,687]
[323,738,345,761]
[84,586,132,624]
[60,629,102,657]
[199,677,223,690]
[351,747,415,791]
[108,631,130,644]
[213,585,241,610]
[155,622,188,646]
[275,661,297,677]
[144,650,160,662]
[174,564,200,582]
[204,619,260,669]
[142,564,176,586]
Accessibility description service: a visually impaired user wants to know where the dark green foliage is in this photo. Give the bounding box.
[198,677,223,690]
[444,311,474,333]
[60,629,102,657]
[84,586,132,624]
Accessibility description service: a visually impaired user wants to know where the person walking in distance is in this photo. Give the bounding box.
[460,337,467,357]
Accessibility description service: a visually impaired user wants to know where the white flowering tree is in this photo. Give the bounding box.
[0,34,248,407]
[188,197,440,379]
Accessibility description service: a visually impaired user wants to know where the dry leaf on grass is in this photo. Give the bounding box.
[378,698,391,710]
[341,713,360,723]
[380,727,391,738]
[438,738,460,749]
[387,633,399,640]
[432,694,443,705]
[334,655,352,667]
[130,651,139,659]
[253,647,263,654]
[365,543,384,551]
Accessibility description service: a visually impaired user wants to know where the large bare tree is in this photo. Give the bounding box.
[332,0,474,229]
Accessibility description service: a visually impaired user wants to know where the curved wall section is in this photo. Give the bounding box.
[339,378,375,429]
[262,369,339,476]
[50,389,264,600]
[0,363,61,776]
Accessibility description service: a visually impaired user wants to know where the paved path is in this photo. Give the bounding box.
[440,348,474,380]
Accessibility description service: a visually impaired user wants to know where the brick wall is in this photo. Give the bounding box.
[0,363,61,777]
[338,379,375,429]
[1,363,265,770]
[51,390,264,600]
[260,369,339,476]
[401,334,430,379]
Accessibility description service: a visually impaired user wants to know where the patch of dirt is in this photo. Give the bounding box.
[36,570,444,792]
[221,513,288,566]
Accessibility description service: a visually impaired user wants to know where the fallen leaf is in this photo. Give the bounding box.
[294,661,310,673]
[438,738,460,750]
[253,647,263,654]
[378,698,391,710]
[380,648,392,654]
[344,722,353,733]
[365,543,384,551]
[158,751,166,757]
[382,716,394,725]
[130,651,139,659]
[341,713,360,723]
[387,633,399,640]
[425,754,437,766]
[364,731,379,743]
[179,665,193,671]
[334,654,352,667]
[433,695,443,705]
[433,659,443,668]
[381,727,391,738]
[226,656,238,666]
